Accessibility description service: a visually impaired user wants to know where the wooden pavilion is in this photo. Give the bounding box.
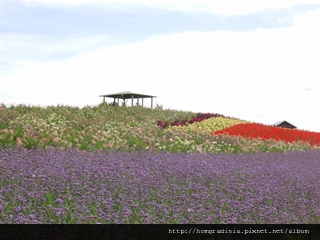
[99,91,157,108]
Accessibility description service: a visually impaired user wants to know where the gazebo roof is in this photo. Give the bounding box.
[99,91,156,99]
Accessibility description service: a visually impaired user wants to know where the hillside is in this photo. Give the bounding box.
[0,103,318,153]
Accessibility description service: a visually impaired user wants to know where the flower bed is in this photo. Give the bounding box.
[0,104,317,153]
[1,148,320,224]
[213,123,320,146]
[170,117,249,132]
[157,112,226,129]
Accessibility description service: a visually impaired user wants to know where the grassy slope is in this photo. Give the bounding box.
[0,103,316,153]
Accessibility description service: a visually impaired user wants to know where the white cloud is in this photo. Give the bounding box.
[9,0,320,15]
[1,8,320,131]
[0,32,112,68]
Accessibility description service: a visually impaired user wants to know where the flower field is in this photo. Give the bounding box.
[213,123,320,147]
[1,148,320,224]
[1,103,320,224]
[1,103,315,153]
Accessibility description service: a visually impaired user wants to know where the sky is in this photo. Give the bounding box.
[1,0,320,132]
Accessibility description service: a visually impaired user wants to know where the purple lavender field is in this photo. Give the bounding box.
[1,147,320,224]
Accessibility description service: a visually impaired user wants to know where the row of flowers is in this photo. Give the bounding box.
[156,117,202,129]
[157,112,229,129]
[213,123,320,146]
[169,117,249,132]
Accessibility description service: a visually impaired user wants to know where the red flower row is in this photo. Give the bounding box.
[213,123,320,146]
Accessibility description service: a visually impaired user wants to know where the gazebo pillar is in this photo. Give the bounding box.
[131,95,133,107]
[113,97,116,105]
[151,97,153,109]
[117,96,119,106]
[103,96,105,103]
[137,97,139,106]
[142,98,144,107]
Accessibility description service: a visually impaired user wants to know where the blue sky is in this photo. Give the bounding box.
[1,0,320,131]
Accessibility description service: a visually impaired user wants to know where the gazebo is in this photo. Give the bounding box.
[99,91,157,108]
